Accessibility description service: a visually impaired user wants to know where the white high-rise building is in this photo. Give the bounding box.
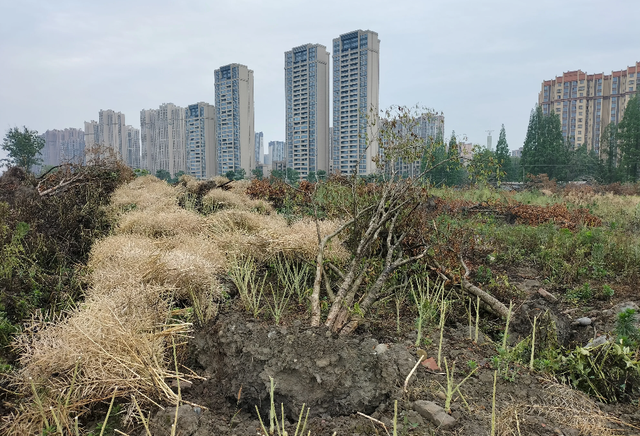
[214,64,255,176]
[255,132,263,166]
[332,30,380,175]
[285,43,330,179]
[186,102,217,179]
[41,128,85,167]
[125,126,140,169]
[140,103,186,176]
[84,110,139,168]
[268,140,285,163]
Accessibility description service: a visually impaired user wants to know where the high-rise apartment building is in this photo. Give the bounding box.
[125,126,140,169]
[186,102,216,179]
[285,43,330,179]
[332,30,380,175]
[84,110,139,168]
[214,64,255,176]
[255,132,263,166]
[539,61,640,154]
[41,128,85,167]
[140,103,186,176]
[268,140,285,163]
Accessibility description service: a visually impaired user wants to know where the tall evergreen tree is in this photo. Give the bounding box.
[495,124,513,181]
[618,93,640,181]
[600,123,621,183]
[521,106,569,180]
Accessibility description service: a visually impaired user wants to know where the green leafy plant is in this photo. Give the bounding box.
[601,284,615,299]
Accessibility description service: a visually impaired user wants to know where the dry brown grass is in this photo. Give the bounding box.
[109,175,178,214]
[6,283,190,435]
[206,211,348,263]
[202,188,273,214]
[117,208,207,237]
[496,382,633,436]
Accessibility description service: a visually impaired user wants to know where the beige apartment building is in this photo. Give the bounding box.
[84,110,139,168]
[140,103,186,176]
[285,43,330,179]
[332,30,380,175]
[539,61,640,154]
[41,128,85,167]
[214,64,255,176]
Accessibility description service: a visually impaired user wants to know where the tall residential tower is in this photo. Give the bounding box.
[285,43,330,179]
[140,103,186,176]
[539,61,640,154]
[332,30,380,175]
[214,64,255,176]
[186,102,217,179]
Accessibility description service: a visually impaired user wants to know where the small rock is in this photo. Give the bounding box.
[374,344,389,355]
[586,335,611,348]
[537,288,558,302]
[171,379,193,390]
[435,391,446,400]
[574,317,592,326]
[315,357,331,368]
[413,400,456,429]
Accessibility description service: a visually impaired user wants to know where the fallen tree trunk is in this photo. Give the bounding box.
[431,255,510,320]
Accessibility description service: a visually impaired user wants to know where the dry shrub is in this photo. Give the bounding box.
[6,284,189,435]
[229,178,251,195]
[212,175,230,186]
[202,188,273,214]
[117,208,206,237]
[273,218,350,262]
[497,382,630,436]
[207,211,348,263]
[109,175,178,214]
[89,234,224,299]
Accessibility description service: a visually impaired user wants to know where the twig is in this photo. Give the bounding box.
[404,354,426,393]
[357,412,391,436]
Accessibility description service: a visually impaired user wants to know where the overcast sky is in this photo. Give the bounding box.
[1,0,638,164]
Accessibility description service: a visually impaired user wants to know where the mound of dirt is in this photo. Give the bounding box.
[192,312,417,419]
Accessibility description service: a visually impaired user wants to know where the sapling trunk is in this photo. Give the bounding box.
[502,301,514,351]
[529,316,538,370]
[437,301,447,368]
[475,295,480,343]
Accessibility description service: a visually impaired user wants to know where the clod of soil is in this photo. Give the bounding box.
[192,312,417,419]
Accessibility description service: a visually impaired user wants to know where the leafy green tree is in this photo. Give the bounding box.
[316,170,327,181]
[252,167,264,180]
[285,167,300,183]
[306,171,317,182]
[600,123,622,183]
[567,144,603,181]
[467,145,504,185]
[521,106,569,181]
[224,170,236,180]
[1,126,45,170]
[168,170,185,184]
[495,124,513,181]
[271,169,285,180]
[618,93,640,181]
[155,169,171,181]
[234,168,246,180]
[423,131,462,186]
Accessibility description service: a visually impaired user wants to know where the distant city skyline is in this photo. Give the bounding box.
[1,1,639,166]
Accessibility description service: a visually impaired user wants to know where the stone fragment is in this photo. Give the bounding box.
[413,400,456,429]
[374,343,389,355]
[574,317,592,326]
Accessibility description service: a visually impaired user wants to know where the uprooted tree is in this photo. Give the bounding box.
[309,106,509,335]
